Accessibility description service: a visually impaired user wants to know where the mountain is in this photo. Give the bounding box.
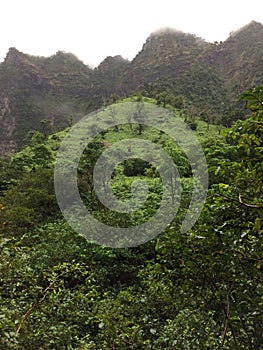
[90,55,130,97]
[211,21,263,95]
[120,28,210,90]
[0,48,95,154]
[122,21,263,110]
[127,29,228,110]
[0,21,262,155]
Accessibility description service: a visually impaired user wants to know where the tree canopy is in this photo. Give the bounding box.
[0,87,262,349]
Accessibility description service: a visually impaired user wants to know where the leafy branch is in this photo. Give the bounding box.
[16,273,63,334]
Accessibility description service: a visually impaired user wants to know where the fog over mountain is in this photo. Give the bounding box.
[0,21,262,155]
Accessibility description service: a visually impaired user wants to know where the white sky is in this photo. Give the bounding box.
[1,0,262,67]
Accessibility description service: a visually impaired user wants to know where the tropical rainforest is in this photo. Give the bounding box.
[0,21,263,350]
[0,85,262,349]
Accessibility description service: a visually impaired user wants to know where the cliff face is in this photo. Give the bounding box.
[0,49,93,155]
[0,48,51,154]
[0,21,262,155]
[214,21,263,95]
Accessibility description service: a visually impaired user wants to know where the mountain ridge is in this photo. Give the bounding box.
[0,21,262,155]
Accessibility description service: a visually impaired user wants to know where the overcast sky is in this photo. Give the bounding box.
[1,0,262,67]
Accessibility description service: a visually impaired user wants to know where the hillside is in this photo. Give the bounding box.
[0,49,93,154]
[211,21,263,95]
[120,28,210,89]
[0,21,263,155]
[0,87,262,348]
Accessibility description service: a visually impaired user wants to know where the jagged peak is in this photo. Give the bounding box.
[145,26,206,47]
[48,50,85,64]
[5,47,24,62]
[7,47,20,54]
[4,47,40,71]
[46,50,93,72]
[248,20,263,27]
[229,20,263,38]
[97,55,129,70]
[148,26,205,40]
[150,27,185,37]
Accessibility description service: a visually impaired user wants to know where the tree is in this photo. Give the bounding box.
[154,86,263,349]
[133,101,145,135]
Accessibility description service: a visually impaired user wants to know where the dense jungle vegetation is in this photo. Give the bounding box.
[0,86,262,349]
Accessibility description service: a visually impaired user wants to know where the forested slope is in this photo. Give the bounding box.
[0,87,262,349]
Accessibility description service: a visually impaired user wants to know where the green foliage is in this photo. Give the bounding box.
[0,87,262,349]
[153,86,263,348]
[123,158,151,176]
[0,168,57,235]
[142,64,228,114]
